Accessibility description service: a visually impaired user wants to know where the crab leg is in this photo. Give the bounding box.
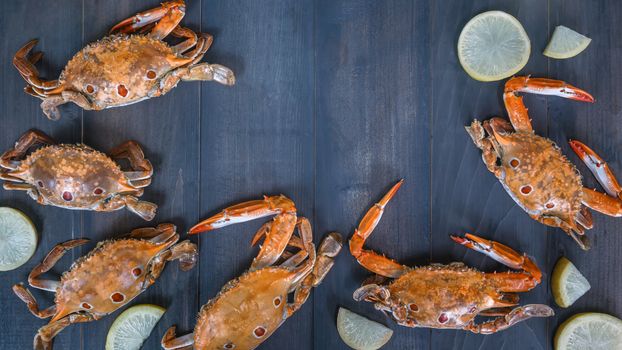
[465,120,503,177]
[350,180,410,278]
[189,195,296,234]
[161,326,194,350]
[109,140,153,181]
[122,195,157,221]
[464,304,554,334]
[504,77,594,132]
[1,129,55,170]
[287,232,342,317]
[28,239,89,292]
[249,213,298,270]
[171,26,198,54]
[13,39,61,90]
[35,313,95,350]
[12,284,56,319]
[109,0,185,39]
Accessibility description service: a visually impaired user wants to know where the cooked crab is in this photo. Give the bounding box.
[14,0,234,120]
[161,195,343,349]
[467,76,622,250]
[1,129,157,220]
[350,180,553,333]
[13,223,197,350]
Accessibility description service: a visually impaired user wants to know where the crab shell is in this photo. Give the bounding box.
[51,238,173,322]
[9,144,139,208]
[372,263,502,328]
[60,35,185,109]
[193,267,298,350]
[489,127,584,232]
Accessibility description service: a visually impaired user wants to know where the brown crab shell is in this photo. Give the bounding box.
[60,35,180,109]
[51,239,171,322]
[385,263,499,328]
[10,144,135,208]
[493,132,583,229]
[193,267,296,350]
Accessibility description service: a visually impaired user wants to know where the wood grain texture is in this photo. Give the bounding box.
[199,1,315,350]
[430,1,551,349]
[0,1,82,349]
[547,0,622,343]
[314,1,431,349]
[1,1,621,350]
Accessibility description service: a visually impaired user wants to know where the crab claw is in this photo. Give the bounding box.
[189,195,296,234]
[109,0,186,34]
[570,140,622,198]
[451,233,541,283]
[505,77,595,103]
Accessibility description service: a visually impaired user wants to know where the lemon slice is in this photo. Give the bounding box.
[337,307,393,350]
[106,304,165,350]
[458,11,531,81]
[555,313,622,350]
[552,257,591,308]
[0,207,37,271]
[544,26,591,59]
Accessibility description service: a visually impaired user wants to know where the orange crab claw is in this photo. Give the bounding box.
[451,233,541,283]
[505,77,595,103]
[109,0,186,34]
[569,140,622,198]
[189,195,296,234]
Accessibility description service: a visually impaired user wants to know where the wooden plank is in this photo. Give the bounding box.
[548,0,622,342]
[0,1,83,349]
[199,1,315,349]
[79,1,202,348]
[430,1,551,349]
[314,1,431,348]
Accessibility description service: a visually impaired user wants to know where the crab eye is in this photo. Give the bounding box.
[223,343,235,349]
[438,313,449,324]
[546,202,555,209]
[520,185,533,195]
[37,181,44,188]
[111,292,125,303]
[85,84,95,94]
[93,187,104,195]
[81,302,92,309]
[408,303,418,312]
[146,70,157,79]
[132,267,143,277]
[509,158,520,168]
[253,326,266,338]
[62,191,73,201]
[117,84,128,97]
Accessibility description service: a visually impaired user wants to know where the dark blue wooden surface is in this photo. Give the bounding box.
[1,1,620,349]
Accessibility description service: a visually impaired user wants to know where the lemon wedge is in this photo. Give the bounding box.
[106,304,165,350]
[0,207,37,271]
[544,26,591,59]
[552,257,590,308]
[337,307,393,350]
[555,313,622,350]
[458,11,531,81]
